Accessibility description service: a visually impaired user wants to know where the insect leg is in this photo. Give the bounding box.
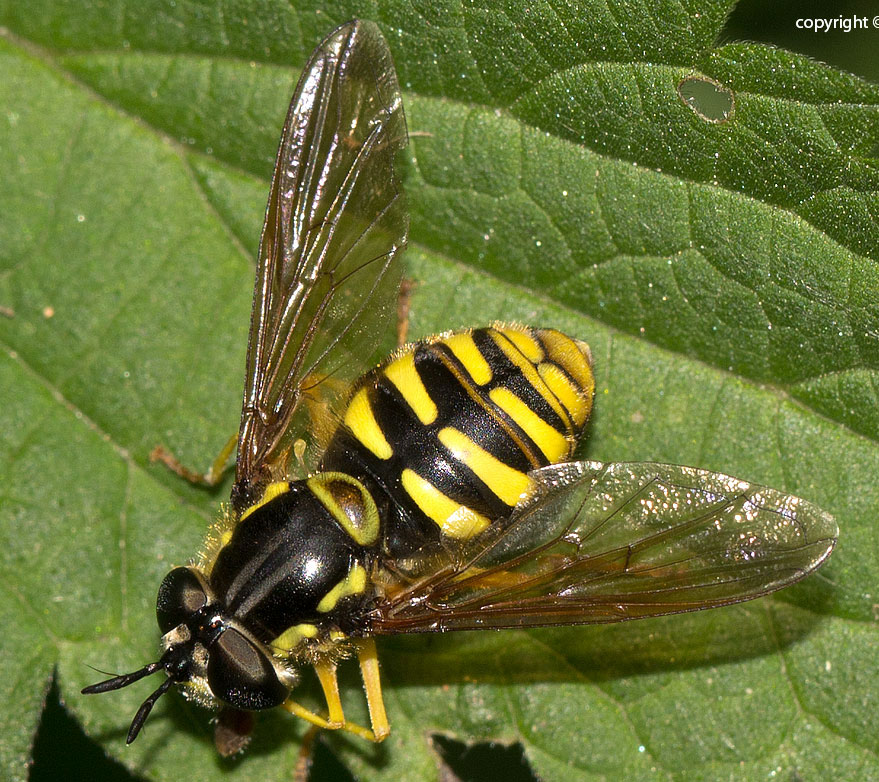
[314,656,387,742]
[281,659,381,742]
[355,637,390,741]
[282,698,344,731]
[313,658,345,727]
[150,433,237,486]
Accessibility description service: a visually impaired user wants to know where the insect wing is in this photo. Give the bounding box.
[236,20,408,499]
[372,461,837,632]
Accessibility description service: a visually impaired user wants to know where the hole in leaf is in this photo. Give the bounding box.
[32,675,139,782]
[431,734,537,782]
[677,76,735,123]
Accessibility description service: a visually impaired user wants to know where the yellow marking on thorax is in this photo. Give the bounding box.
[383,351,437,425]
[272,622,319,652]
[345,387,393,460]
[438,427,533,506]
[400,468,491,539]
[489,386,571,462]
[489,328,571,432]
[538,362,591,428]
[240,481,291,522]
[317,564,367,613]
[307,472,380,546]
[442,332,493,385]
[494,324,544,363]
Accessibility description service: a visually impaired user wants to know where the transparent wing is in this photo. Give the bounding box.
[235,20,408,504]
[371,461,837,633]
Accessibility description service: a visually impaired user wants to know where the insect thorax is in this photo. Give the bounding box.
[205,473,381,653]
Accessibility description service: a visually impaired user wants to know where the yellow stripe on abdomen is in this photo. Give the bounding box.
[536,330,594,427]
[344,387,393,460]
[442,331,493,385]
[488,326,571,432]
[437,426,533,506]
[538,361,590,428]
[493,324,544,363]
[383,351,438,425]
[539,329,594,390]
[489,386,571,462]
[400,468,491,540]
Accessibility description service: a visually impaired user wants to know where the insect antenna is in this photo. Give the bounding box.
[81,659,164,695]
[126,676,175,744]
[82,646,188,742]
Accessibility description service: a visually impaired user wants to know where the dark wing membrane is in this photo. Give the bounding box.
[236,20,408,500]
[371,461,837,633]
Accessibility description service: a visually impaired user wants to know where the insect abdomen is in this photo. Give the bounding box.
[321,325,595,557]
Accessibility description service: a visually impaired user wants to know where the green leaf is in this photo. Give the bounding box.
[2,1,877,780]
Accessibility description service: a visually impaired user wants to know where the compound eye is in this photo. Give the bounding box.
[207,628,289,711]
[156,567,207,633]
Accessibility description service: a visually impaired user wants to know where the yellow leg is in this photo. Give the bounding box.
[356,637,390,741]
[281,653,388,742]
[282,698,379,742]
[282,698,344,731]
[313,659,345,727]
[151,433,237,486]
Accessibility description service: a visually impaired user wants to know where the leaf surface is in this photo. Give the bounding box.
[1,1,877,780]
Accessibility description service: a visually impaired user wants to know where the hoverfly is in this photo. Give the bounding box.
[82,19,837,750]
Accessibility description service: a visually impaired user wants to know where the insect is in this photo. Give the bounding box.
[82,19,838,749]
